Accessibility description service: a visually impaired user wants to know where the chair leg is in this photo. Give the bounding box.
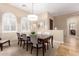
[23,41,25,48]
[47,42,49,50]
[44,45,46,52]
[26,41,28,51]
[18,40,19,45]
[31,46,33,54]
[18,41,19,45]
[36,44,38,56]
[20,40,22,47]
[36,48,38,56]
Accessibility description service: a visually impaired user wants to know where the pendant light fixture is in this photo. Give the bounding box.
[27,3,38,21]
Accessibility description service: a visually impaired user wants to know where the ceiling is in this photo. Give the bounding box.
[10,3,79,16]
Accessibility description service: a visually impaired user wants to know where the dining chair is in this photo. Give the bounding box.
[22,34,32,51]
[16,33,22,46]
[43,32,51,50]
[30,34,46,56]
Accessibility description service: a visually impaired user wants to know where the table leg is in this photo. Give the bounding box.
[8,40,10,46]
[42,42,44,56]
[51,36,53,48]
[1,44,3,51]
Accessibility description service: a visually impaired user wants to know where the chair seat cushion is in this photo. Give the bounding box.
[0,40,9,43]
[28,41,32,43]
[24,40,32,44]
[33,44,43,48]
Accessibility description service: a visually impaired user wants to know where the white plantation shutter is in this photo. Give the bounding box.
[21,16,30,32]
[2,12,17,32]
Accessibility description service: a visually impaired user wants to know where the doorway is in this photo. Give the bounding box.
[49,19,53,30]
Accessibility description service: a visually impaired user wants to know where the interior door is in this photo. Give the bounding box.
[49,19,53,30]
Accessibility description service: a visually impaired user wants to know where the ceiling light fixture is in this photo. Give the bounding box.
[27,3,38,21]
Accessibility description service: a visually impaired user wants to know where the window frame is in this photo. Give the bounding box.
[20,16,30,33]
[2,12,17,33]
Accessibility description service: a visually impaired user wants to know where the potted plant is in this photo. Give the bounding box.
[31,31,36,35]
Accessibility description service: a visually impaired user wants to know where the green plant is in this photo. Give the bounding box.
[31,32,35,35]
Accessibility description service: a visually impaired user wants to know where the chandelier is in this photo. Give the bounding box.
[27,3,38,21]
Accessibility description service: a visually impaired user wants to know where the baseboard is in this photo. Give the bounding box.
[53,40,64,44]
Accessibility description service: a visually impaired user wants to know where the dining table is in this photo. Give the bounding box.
[21,34,53,56]
[37,34,53,56]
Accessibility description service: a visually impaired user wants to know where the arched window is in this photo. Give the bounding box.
[21,16,30,32]
[2,12,17,33]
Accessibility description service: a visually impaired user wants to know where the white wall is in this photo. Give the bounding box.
[54,13,79,39]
